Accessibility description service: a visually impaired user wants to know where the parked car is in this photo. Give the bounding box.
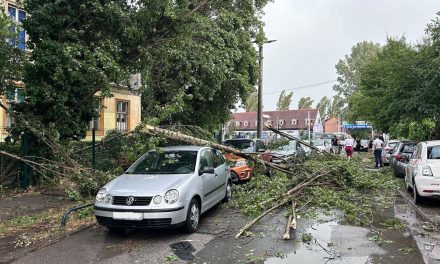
[389,141,417,177]
[382,140,399,165]
[222,138,273,181]
[405,140,440,204]
[94,146,232,233]
[271,140,307,163]
[310,139,331,153]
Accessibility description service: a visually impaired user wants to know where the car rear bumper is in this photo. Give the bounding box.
[414,177,440,197]
[94,205,187,227]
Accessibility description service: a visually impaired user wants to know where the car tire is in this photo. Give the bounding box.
[184,198,200,233]
[222,181,232,203]
[406,180,412,192]
[230,171,239,184]
[265,165,273,177]
[413,181,424,205]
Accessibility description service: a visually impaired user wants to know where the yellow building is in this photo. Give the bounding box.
[0,0,142,141]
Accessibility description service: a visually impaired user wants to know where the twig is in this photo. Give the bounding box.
[283,214,293,240]
[235,196,294,239]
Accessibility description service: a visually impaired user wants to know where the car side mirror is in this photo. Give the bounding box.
[200,166,214,175]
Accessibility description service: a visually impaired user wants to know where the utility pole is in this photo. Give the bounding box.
[256,39,277,138]
[307,110,311,140]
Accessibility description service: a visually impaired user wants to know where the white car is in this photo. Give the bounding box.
[405,141,440,204]
[310,139,331,153]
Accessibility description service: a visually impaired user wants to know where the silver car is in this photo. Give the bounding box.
[94,146,232,233]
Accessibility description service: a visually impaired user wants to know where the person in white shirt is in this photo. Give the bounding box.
[372,136,384,168]
[344,135,355,160]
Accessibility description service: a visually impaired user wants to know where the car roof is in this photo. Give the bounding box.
[425,140,440,147]
[159,145,206,151]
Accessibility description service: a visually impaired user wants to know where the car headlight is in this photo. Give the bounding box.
[422,165,433,176]
[96,188,106,202]
[235,160,247,167]
[153,195,162,205]
[164,190,179,204]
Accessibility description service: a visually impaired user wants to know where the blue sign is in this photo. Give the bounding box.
[342,124,372,129]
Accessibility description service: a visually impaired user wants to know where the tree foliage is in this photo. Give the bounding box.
[316,96,330,117]
[17,0,271,139]
[243,91,258,112]
[276,90,293,110]
[346,13,440,139]
[333,41,381,102]
[298,97,313,109]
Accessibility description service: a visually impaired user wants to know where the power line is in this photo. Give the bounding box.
[264,80,337,95]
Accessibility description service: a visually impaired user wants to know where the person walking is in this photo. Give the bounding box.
[331,135,339,154]
[344,134,355,160]
[373,136,384,168]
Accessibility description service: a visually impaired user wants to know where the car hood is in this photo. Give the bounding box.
[105,173,192,196]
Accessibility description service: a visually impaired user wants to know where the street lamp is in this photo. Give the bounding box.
[256,39,277,138]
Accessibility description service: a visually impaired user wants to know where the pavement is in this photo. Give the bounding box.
[3,200,426,264]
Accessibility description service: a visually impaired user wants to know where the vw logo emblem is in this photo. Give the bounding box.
[126,196,134,205]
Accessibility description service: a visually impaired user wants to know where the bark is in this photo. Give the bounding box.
[283,214,293,240]
[141,124,296,176]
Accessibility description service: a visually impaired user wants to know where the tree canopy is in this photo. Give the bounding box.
[346,13,440,139]
[16,0,271,139]
[276,90,293,110]
[243,91,258,112]
[298,97,314,109]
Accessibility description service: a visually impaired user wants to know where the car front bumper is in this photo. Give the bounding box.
[94,205,187,228]
[414,177,440,198]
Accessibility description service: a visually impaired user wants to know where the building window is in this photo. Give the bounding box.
[305,118,310,125]
[116,101,129,131]
[278,119,284,126]
[235,121,240,127]
[244,121,249,127]
[88,99,102,131]
[291,119,297,125]
[7,5,27,50]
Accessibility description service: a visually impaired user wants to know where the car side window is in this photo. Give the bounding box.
[215,150,226,166]
[200,149,214,170]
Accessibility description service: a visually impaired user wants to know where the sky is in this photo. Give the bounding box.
[258,0,440,111]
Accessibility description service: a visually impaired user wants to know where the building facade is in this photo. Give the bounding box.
[0,0,142,141]
[230,109,323,139]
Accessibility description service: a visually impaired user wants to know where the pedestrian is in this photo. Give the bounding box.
[344,134,355,160]
[372,136,384,168]
[331,135,339,154]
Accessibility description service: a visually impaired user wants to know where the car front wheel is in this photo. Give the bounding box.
[223,181,232,203]
[185,198,200,233]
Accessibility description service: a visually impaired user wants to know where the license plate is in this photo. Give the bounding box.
[113,212,143,221]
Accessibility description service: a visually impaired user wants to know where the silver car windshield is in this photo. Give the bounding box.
[128,150,198,174]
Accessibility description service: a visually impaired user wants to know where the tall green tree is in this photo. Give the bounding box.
[19,0,271,139]
[316,96,330,116]
[298,97,314,109]
[333,41,381,100]
[328,95,345,118]
[276,90,293,110]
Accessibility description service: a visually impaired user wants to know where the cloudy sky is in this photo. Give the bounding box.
[258,0,440,111]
